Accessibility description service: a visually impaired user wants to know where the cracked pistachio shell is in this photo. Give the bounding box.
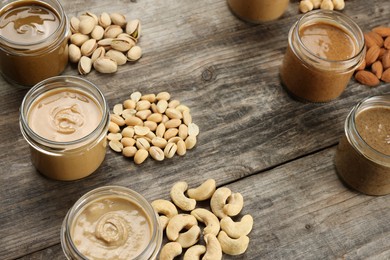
[117,33,138,43]
[80,12,98,25]
[127,46,142,61]
[78,56,92,75]
[110,13,127,27]
[126,19,141,39]
[98,12,111,28]
[93,57,118,73]
[104,25,123,39]
[80,38,97,56]
[70,33,89,46]
[106,49,127,65]
[111,38,135,52]
[78,16,95,35]
[69,44,81,63]
[70,16,80,33]
[91,25,104,40]
[91,46,106,62]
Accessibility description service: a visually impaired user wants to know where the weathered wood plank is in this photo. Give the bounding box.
[1,0,390,259]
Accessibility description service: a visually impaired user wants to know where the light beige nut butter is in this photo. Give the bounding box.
[227,0,289,23]
[335,95,390,195]
[61,186,162,260]
[0,0,69,87]
[20,76,109,181]
[280,10,365,102]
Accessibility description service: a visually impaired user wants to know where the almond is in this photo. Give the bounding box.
[381,68,390,82]
[382,50,390,69]
[379,48,386,59]
[371,60,383,79]
[372,26,390,38]
[364,32,377,48]
[384,36,390,50]
[355,70,380,87]
[365,45,380,66]
[356,59,366,71]
[368,31,384,47]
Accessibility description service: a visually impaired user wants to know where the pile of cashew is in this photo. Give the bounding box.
[152,178,254,260]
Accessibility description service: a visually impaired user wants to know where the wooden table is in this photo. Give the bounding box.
[1,0,390,259]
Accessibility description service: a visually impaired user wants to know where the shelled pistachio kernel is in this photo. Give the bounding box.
[68,11,142,75]
[107,91,199,164]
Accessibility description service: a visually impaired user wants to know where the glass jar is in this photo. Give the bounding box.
[61,186,162,260]
[335,95,390,195]
[227,0,289,23]
[280,10,365,102]
[19,76,109,181]
[0,0,70,87]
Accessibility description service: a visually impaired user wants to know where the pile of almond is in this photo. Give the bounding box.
[355,26,390,87]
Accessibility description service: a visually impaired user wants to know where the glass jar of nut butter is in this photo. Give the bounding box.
[19,76,109,181]
[280,10,365,102]
[335,95,390,196]
[61,186,163,260]
[227,0,289,23]
[0,0,69,87]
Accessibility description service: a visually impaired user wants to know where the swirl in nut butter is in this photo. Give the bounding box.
[0,4,59,44]
[28,89,102,142]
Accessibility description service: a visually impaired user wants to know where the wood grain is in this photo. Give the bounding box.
[1,0,390,259]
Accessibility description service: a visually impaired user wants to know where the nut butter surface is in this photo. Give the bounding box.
[0,2,60,45]
[71,195,152,260]
[28,88,102,142]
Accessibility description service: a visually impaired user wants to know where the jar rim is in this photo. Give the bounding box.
[292,10,365,66]
[0,0,68,52]
[346,94,390,164]
[61,186,162,260]
[19,76,109,149]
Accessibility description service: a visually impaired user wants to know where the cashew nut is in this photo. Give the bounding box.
[159,241,182,260]
[176,225,201,248]
[202,234,222,260]
[187,179,216,201]
[191,208,220,236]
[166,214,198,241]
[220,214,253,239]
[217,231,249,256]
[170,181,196,211]
[223,192,244,216]
[159,215,170,230]
[151,199,178,218]
[210,187,231,219]
[183,245,206,260]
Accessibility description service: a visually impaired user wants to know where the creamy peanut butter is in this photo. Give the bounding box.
[28,89,102,142]
[0,0,69,87]
[71,195,152,260]
[280,11,365,102]
[227,0,289,23]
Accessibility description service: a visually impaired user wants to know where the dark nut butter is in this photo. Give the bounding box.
[0,0,69,87]
[335,95,390,195]
[280,10,365,102]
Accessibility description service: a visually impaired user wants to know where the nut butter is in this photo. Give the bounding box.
[335,95,390,195]
[0,0,69,87]
[227,0,289,23]
[61,186,162,260]
[19,76,109,181]
[280,10,365,102]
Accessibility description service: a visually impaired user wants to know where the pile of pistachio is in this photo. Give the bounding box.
[107,91,199,164]
[68,12,142,74]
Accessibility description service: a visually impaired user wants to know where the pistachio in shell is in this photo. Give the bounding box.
[78,56,92,75]
[93,57,118,73]
[111,38,135,52]
[126,19,141,39]
[99,12,112,28]
[78,16,95,35]
[104,25,123,39]
[69,44,82,63]
[70,16,80,33]
[106,49,127,65]
[91,25,104,40]
[127,46,142,61]
[80,38,97,57]
[70,33,89,46]
[110,13,127,27]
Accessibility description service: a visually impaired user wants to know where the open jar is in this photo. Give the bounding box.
[227,0,289,23]
[0,0,69,87]
[19,76,109,181]
[280,10,365,102]
[61,186,162,260]
[335,95,390,195]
